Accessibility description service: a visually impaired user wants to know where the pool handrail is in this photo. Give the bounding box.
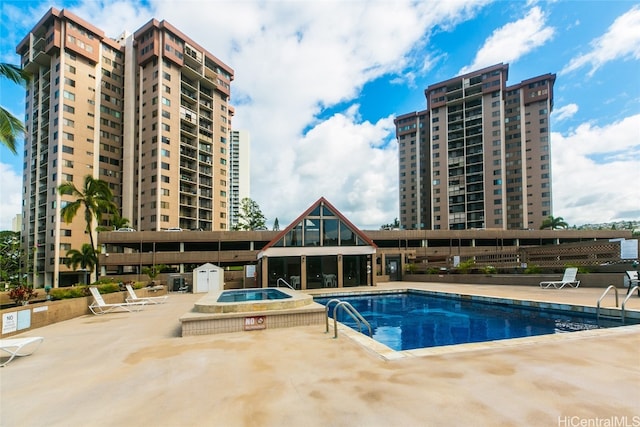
[596,285,619,326]
[276,278,294,290]
[621,286,639,324]
[325,299,343,333]
[329,300,372,339]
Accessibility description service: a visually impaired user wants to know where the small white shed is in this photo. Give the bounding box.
[192,263,224,293]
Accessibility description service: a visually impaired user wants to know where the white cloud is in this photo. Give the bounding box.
[551,103,578,122]
[561,5,640,77]
[143,0,488,229]
[0,162,22,230]
[0,0,492,231]
[551,114,640,225]
[459,6,554,74]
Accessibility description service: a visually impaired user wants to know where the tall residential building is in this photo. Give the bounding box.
[228,130,251,229]
[395,63,555,231]
[17,8,234,287]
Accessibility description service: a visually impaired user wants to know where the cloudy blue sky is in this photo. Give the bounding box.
[1,0,639,230]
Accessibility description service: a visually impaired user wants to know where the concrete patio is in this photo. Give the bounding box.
[1,282,639,426]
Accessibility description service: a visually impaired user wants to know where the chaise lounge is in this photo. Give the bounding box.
[125,284,168,304]
[539,267,580,289]
[0,336,44,367]
[624,271,639,296]
[89,287,147,315]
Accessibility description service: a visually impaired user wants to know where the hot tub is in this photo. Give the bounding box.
[217,288,292,303]
[193,287,313,314]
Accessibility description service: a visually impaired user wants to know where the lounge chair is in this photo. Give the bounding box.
[89,287,147,315]
[125,284,168,304]
[0,337,44,367]
[539,267,580,289]
[624,271,639,296]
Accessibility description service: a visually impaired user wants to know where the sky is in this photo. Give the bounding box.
[0,0,639,231]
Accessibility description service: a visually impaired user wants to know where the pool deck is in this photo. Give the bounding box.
[1,282,639,426]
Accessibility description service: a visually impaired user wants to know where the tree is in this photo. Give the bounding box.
[540,215,569,230]
[141,264,167,284]
[1,63,31,154]
[0,231,22,286]
[273,217,280,231]
[234,197,267,230]
[59,175,117,282]
[96,210,130,232]
[65,244,97,285]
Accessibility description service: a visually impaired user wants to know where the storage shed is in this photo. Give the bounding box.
[192,263,224,293]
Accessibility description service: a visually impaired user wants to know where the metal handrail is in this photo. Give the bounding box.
[331,301,372,339]
[325,299,343,333]
[621,286,639,325]
[596,285,619,326]
[276,278,294,290]
[324,299,372,338]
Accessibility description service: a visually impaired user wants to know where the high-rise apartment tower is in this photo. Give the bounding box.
[228,130,251,229]
[17,8,234,287]
[395,63,555,231]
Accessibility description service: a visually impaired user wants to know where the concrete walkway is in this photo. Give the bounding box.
[1,283,639,427]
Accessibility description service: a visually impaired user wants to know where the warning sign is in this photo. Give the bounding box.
[244,316,266,331]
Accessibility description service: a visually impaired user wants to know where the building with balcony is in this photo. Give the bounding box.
[395,63,555,231]
[228,130,251,229]
[17,8,234,287]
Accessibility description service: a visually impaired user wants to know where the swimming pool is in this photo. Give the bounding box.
[315,291,639,351]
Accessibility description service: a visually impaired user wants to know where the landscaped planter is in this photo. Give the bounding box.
[0,287,168,338]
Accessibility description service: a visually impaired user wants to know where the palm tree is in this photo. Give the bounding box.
[540,215,569,230]
[142,264,166,285]
[65,244,97,285]
[96,210,130,232]
[59,175,116,282]
[1,63,31,154]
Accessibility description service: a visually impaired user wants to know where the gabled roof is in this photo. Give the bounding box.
[259,197,377,255]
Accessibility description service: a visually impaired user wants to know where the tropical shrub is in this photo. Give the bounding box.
[8,285,38,305]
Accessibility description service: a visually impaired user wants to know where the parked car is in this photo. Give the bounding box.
[165,227,183,231]
[116,227,136,232]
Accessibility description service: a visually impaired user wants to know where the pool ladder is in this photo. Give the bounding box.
[324,299,372,339]
[276,278,295,290]
[596,285,639,326]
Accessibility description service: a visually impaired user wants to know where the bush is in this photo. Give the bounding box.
[97,283,120,294]
[49,280,122,300]
[50,286,89,300]
[482,265,497,275]
[8,285,38,305]
[455,259,476,274]
[524,265,542,274]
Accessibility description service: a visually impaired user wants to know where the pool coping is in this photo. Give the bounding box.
[312,287,640,361]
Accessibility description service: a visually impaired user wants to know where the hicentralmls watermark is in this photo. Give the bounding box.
[558,416,640,427]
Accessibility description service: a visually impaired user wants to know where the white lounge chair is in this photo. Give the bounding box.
[539,267,580,289]
[125,284,168,304]
[624,271,639,296]
[0,337,44,367]
[89,287,146,315]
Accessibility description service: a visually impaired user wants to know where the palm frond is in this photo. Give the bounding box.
[0,63,31,85]
[0,106,25,154]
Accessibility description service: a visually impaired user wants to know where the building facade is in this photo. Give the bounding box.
[395,63,555,231]
[17,8,234,287]
[228,130,251,230]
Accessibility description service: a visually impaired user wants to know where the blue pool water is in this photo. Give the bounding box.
[217,288,291,302]
[315,292,636,351]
